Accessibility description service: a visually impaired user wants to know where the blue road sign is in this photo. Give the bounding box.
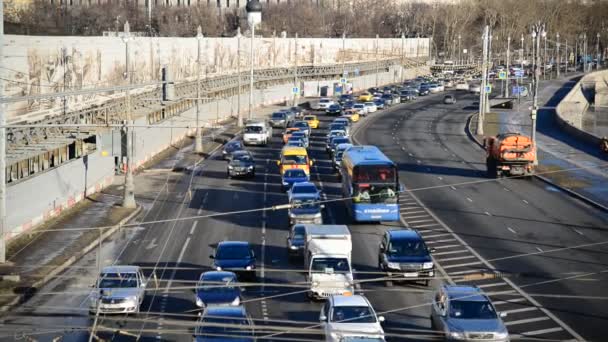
[340,78,347,84]
[485,85,492,94]
[292,87,299,95]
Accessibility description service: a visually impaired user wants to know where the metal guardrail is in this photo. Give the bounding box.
[6,56,426,162]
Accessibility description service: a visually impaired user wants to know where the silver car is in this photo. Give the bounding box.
[89,265,147,314]
[431,285,509,341]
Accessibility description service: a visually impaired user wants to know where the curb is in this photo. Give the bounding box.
[0,205,143,313]
[465,113,608,214]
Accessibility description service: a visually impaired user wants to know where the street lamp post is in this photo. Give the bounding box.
[584,33,588,73]
[505,36,510,98]
[458,34,461,64]
[597,32,601,70]
[122,22,136,209]
[375,34,379,87]
[565,39,568,75]
[237,27,242,127]
[542,30,547,79]
[246,0,262,121]
[556,33,561,78]
[293,33,299,106]
[531,23,544,158]
[194,27,204,153]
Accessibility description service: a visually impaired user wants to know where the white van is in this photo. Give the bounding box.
[243,121,272,146]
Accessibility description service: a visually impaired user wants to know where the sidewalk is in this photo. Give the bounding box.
[0,101,291,311]
[470,74,608,209]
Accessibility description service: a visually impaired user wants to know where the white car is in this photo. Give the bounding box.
[321,295,385,342]
[353,103,368,116]
[469,83,481,94]
[363,102,377,113]
[318,98,335,110]
[455,82,469,91]
[428,83,444,93]
[89,265,147,314]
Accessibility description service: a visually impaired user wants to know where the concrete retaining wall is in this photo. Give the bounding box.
[7,65,430,239]
[555,70,608,146]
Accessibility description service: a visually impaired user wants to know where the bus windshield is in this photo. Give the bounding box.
[354,165,396,183]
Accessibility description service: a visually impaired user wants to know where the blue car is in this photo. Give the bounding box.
[281,168,309,192]
[378,229,435,286]
[210,241,256,281]
[373,98,386,110]
[194,306,254,342]
[195,271,241,308]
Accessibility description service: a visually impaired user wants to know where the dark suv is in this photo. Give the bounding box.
[378,229,435,286]
[227,150,255,178]
[210,241,256,281]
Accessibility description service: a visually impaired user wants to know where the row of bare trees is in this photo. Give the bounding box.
[7,0,607,58]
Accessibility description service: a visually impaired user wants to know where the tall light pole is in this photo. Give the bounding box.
[237,27,242,127]
[122,22,136,208]
[597,32,601,70]
[458,34,462,64]
[400,33,405,82]
[520,34,524,69]
[565,38,568,75]
[531,29,536,96]
[556,33,561,78]
[293,33,299,106]
[531,23,544,154]
[583,32,588,73]
[0,0,6,263]
[477,26,490,136]
[342,32,347,80]
[375,34,379,87]
[194,27,204,153]
[542,30,547,79]
[246,0,262,120]
[505,35,510,98]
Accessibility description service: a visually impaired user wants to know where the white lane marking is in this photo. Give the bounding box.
[425,238,457,244]
[502,307,538,315]
[507,227,517,234]
[437,255,476,262]
[442,261,483,269]
[432,244,463,250]
[433,249,469,256]
[492,298,527,306]
[197,208,203,215]
[505,316,550,326]
[190,221,198,235]
[536,247,544,252]
[477,282,509,289]
[466,197,473,202]
[411,223,441,228]
[164,236,191,294]
[422,233,452,238]
[408,219,436,224]
[401,214,432,220]
[450,186,456,190]
[573,228,584,236]
[449,269,486,275]
[399,210,426,215]
[503,188,510,192]
[523,199,529,204]
[518,327,564,336]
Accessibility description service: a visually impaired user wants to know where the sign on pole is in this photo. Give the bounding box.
[340,78,347,84]
[485,85,492,94]
[514,70,524,78]
[498,71,507,80]
[292,87,299,95]
[354,68,360,76]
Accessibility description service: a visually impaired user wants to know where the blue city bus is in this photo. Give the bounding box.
[340,145,399,222]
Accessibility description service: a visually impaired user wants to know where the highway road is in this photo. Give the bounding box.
[354,90,608,341]
[1,84,607,342]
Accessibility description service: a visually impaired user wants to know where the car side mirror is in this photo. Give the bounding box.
[319,314,327,322]
[499,312,507,318]
[209,254,215,259]
[141,282,147,288]
[378,316,385,323]
[379,243,385,250]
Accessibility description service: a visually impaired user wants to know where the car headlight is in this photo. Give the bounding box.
[423,262,434,270]
[313,212,322,218]
[343,281,352,287]
[282,181,289,186]
[289,245,298,250]
[448,331,466,340]
[125,296,138,303]
[494,331,509,339]
[196,297,204,307]
[330,332,342,340]
[246,265,253,270]
[216,266,222,271]
[387,262,400,270]
[228,165,233,169]
[312,281,320,287]
[289,213,297,218]
[231,297,241,306]
[247,166,254,170]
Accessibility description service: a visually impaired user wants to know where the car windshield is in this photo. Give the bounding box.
[287,141,304,147]
[449,300,497,319]
[225,142,242,151]
[216,245,251,259]
[388,239,428,256]
[292,184,317,194]
[198,277,237,292]
[282,155,307,164]
[196,316,251,336]
[291,198,320,210]
[293,226,305,239]
[332,138,349,146]
[233,153,253,162]
[320,99,330,103]
[311,257,350,273]
[331,306,376,323]
[284,169,307,178]
[98,272,138,288]
[245,126,263,133]
[295,123,309,128]
[304,116,315,121]
[272,113,285,119]
[354,104,364,108]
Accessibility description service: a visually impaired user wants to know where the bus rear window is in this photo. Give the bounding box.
[354,165,396,183]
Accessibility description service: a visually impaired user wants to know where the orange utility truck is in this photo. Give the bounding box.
[484,133,536,178]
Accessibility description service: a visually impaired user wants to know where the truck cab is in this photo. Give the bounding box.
[303,225,354,300]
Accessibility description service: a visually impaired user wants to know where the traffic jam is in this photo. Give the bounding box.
[88,78,511,342]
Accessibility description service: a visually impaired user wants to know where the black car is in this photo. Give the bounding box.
[286,224,306,258]
[227,150,255,178]
[222,141,245,160]
[338,94,353,105]
[326,104,343,116]
[194,306,254,342]
[195,271,241,308]
[327,136,350,156]
[418,86,431,96]
[210,241,256,281]
[368,87,379,94]
[342,100,355,110]
[379,229,435,286]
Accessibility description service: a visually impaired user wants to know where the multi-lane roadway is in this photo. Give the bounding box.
[1,84,608,342]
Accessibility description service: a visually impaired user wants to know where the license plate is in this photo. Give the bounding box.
[403,272,418,278]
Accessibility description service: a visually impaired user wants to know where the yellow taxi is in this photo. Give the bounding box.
[342,109,360,122]
[277,146,312,176]
[303,114,320,129]
[282,127,300,144]
[358,92,373,102]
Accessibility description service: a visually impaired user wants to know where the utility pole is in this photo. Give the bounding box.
[575,36,579,72]
[342,32,346,80]
[531,23,543,157]
[416,34,420,78]
[531,29,536,98]
[293,33,299,107]
[400,33,405,83]
[477,26,489,136]
[542,30,547,79]
[458,34,462,65]
[505,36,510,98]
[248,23,255,120]
[0,0,6,263]
[565,39,568,75]
[194,27,204,153]
[584,33,588,73]
[122,22,136,209]
[597,33,601,70]
[520,34,524,69]
[556,33,561,78]
[237,27,242,127]
[375,34,379,87]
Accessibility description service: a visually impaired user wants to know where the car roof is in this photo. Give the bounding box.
[292,181,316,188]
[200,271,237,282]
[336,143,353,150]
[203,305,247,318]
[291,193,320,200]
[232,150,250,156]
[217,241,250,248]
[331,294,370,307]
[387,229,422,240]
[443,285,488,302]
[101,265,140,274]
